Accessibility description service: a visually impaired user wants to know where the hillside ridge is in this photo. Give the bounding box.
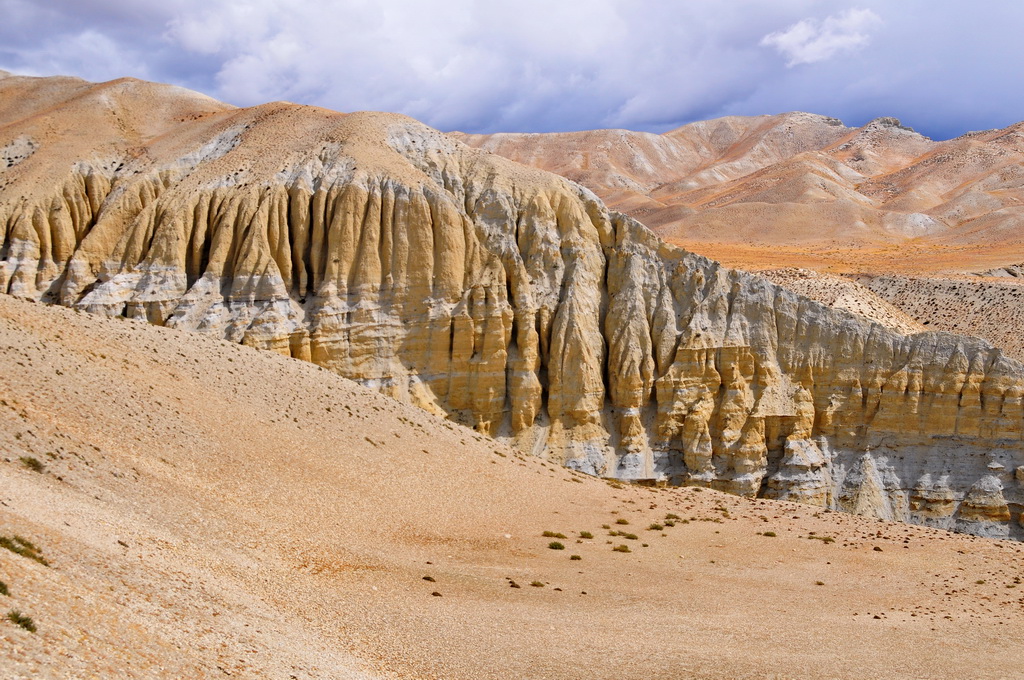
[2,73,1024,538]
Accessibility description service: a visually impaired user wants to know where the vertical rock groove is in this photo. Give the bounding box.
[2,85,1024,537]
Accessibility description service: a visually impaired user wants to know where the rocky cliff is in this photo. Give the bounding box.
[3,72,1024,537]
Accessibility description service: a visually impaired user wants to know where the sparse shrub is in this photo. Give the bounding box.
[570,555,581,561]
[530,581,544,587]
[0,536,48,566]
[548,541,565,550]
[976,580,986,585]
[815,581,825,586]
[542,531,566,539]
[664,520,675,527]
[19,457,44,473]
[612,545,631,553]
[762,531,777,538]
[0,581,7,596]
[665,513,681,520]
[601,524,610,530]
[579,531,593,539]
[615,518,630,525]
[6,610,35,632]
[648,523,663,531]
[620,533,638,540]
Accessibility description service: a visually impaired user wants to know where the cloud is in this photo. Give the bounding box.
[761,8,882,66]
[2,1,1024,140]
[0,28,153,81]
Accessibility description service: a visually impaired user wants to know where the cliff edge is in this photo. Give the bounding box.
[2,73,1023,537]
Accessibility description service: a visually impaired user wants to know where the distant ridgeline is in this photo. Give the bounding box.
[2,72,1023,538]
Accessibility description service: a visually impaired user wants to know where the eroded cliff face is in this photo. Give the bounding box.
[3,73,1024,538]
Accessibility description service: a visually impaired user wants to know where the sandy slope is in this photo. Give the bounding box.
[1,293,1023,679]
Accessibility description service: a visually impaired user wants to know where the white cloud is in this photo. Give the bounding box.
[761,8,882,66]
[0,29,152,81]
[3,1,1024,140]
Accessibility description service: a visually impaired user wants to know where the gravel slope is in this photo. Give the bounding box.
[1,293,1023,679]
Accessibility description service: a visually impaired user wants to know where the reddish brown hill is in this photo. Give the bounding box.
[455,114,1024,275]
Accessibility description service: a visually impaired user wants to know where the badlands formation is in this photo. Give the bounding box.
[458,114,1024,360]
[2,72,1024,542]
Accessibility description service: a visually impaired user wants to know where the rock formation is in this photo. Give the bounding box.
[3,72,1024,537]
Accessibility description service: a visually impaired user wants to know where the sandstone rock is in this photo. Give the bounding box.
[958,476,1012,523]
[3,73,1024,537]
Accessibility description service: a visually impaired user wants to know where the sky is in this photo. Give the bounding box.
[2,0,1022,140]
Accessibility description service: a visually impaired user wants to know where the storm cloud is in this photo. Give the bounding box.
[2,0,1022,139]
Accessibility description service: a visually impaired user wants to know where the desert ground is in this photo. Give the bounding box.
[2,294,1023,679]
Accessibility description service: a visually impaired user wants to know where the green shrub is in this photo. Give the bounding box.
[579,531,593,539]
[19,457,44,473]
[665,513,681,520]
[530,581,544,587]
[0,581,7,596]
[6,610,35,632]
[615,518,630,525]
[762,531,777,537]
[570,554,581,561]
[0,536,48,566]
[612,544,631,553]
[648,523,663,531]
[542,531,567,539]
[548,541,565,550]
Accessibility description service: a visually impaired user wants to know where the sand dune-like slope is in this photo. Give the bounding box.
[1,293,1023,679]
[456,114,1024,275]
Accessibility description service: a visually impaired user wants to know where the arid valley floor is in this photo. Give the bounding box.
[2,295,1023,679]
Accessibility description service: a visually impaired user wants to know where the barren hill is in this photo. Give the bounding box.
[3,73,1024,539]
[2,294,1023,679]
[456,114,1024,273]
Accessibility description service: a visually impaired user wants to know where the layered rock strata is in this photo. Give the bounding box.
[3,73,1024,537]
